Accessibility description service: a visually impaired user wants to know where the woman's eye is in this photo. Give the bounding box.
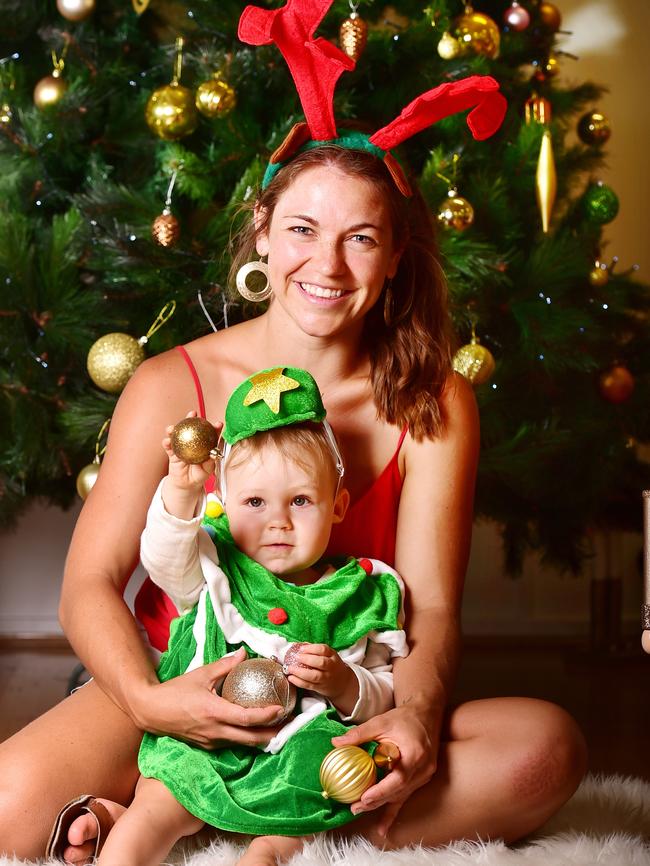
[290,225,312,235]
[350,234,375,246]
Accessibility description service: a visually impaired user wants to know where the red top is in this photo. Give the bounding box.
[134,346,406,652]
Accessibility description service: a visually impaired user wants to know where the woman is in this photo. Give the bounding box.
[0,145,586,862]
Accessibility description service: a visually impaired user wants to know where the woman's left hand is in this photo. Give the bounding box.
[330,703,441,837]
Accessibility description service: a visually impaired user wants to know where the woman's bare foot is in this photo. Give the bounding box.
[63,799,126,865]
[237,835,303,866]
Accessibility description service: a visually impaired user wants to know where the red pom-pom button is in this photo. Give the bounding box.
[359,558,373,574]
[268,607,288,625]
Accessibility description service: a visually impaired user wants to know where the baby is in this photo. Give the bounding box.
[97,366,408,866]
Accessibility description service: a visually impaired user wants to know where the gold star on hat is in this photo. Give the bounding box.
[243,367,300,414]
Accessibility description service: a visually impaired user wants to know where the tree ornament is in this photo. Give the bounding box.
[453,5,500,59]
[34,49,68,110]
[599,365,635,404]
[195,72,237,119]
[320,746,376,802]
[503,2,530,31]
[578,111,611,146]
[340,2,368,62]
[145,37,198,140]
[0,102,11,125]
[283,642,308,670]
[437,188,474,231]
[152,168,181,248]
[538,1,562,31]
[56,0,95,22]
[221,658,297,721]
[525,95,556,233]
[87,301,176,393]
[132,0,151,13]
[75,420,110,500]
[588,260,609,287]
[170,416,219,464]
[452,327,495,385]
[437,31,461,60]
[582,181,619,225]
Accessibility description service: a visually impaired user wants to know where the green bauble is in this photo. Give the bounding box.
[582,182,619,225]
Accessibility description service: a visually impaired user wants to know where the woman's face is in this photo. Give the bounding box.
[256,165,402,340]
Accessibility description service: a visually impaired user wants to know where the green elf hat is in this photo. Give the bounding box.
[218,366,344,502]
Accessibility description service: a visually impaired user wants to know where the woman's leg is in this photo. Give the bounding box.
[344,697,587,849]
[0,680,142,860]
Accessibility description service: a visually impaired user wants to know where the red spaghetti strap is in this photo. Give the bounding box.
[395,424,408,452]
[175,345,206,419]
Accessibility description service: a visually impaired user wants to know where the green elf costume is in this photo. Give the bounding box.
[138,366,408,836]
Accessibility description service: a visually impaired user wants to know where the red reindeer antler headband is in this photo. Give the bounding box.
[238,0,507,196]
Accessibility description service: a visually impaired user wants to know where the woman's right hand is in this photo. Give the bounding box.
[133,648,286,750]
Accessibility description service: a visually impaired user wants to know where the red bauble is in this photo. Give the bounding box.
[599,365,635,404]
[504,2,530,31]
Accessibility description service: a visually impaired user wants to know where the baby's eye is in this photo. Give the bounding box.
[292,495,310,506]
[246,497,264,508]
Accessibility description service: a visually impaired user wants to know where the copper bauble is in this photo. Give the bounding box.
[503,1,530,31]
[320,746,377,803]
[454,9,500,59]
[56,0,95,22]
[578,111,611,146]
[152,211,180,247]
[538,2,561,31]
[452,336,496,385]
[145,82,198,140]
[437,31,461,60]
[373,741,401,770]
[87,333,146,393]
[195,75,237,119]
[170,417,219,465]
[222,658,297,721]
[340,12,368,61]
[33,72,68,109]
[76,460,100,500]
[599,365,635,404]
[437,191,474,231]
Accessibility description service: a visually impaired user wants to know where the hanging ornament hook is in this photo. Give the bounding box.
[140,301,177,346]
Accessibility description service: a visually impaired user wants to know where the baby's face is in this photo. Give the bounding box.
[225,445,345,579]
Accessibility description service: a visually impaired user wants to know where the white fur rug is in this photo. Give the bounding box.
[4,774,649,866]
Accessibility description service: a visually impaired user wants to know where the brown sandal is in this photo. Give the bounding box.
[46,794,115,862]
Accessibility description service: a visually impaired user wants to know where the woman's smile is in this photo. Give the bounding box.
[296,281,347,301]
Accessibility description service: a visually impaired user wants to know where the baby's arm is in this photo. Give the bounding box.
[160,412,216,520]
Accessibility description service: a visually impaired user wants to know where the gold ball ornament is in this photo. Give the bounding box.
[56,0,95,22]
[221,658,297,721]
[437,31,461,60]
[145,82,198,140]
[454,9,500,59]
[538,2,562,31]
[599,365,635,404]
[578,111,611,146]
[340,12,369,61]
[33,71,68,109]
[437,190,474,231]
[76,459,100,500]
[588,262,609,287]
[87,333,146,393]
[170,417,219,465]
[0,102,11,125]
[152,210,180,247]
[195,74,237,119]
[452,335,496,385]
[320,746,377,803]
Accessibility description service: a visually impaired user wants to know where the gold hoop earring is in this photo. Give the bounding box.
[236,260,272,303]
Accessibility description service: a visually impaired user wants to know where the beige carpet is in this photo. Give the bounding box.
[2,774,649,865]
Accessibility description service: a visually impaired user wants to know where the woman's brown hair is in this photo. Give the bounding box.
[229,146,453,440]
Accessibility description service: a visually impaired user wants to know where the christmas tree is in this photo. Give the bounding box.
[1,0,648,573]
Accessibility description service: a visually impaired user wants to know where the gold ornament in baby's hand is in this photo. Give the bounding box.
[221,658,297,721]
[170,417,219,464]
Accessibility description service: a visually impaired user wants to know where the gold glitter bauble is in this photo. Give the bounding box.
[34,72,68,109]
[588,262,609,287]
[0,102,11,125]
[195,75,237,119]
[578,111,611,146]
[87,333,146,393]
[76,460,100,500]
[452,336,496,385]
[454,10,500,59]
[56,0,95,22]
[539,1,561,31]
[145,82,198,140]
[340,12,368,61]
[152,211,180,247]
[170,417,219,465]
[222,658,297,721]
[599,365,635,404]
[437,31,461,60]
[437,191,474,231]
[320,746,377,803]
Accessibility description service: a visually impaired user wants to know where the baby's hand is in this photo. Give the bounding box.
[163,411,218,493]
[284,644,358,715]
